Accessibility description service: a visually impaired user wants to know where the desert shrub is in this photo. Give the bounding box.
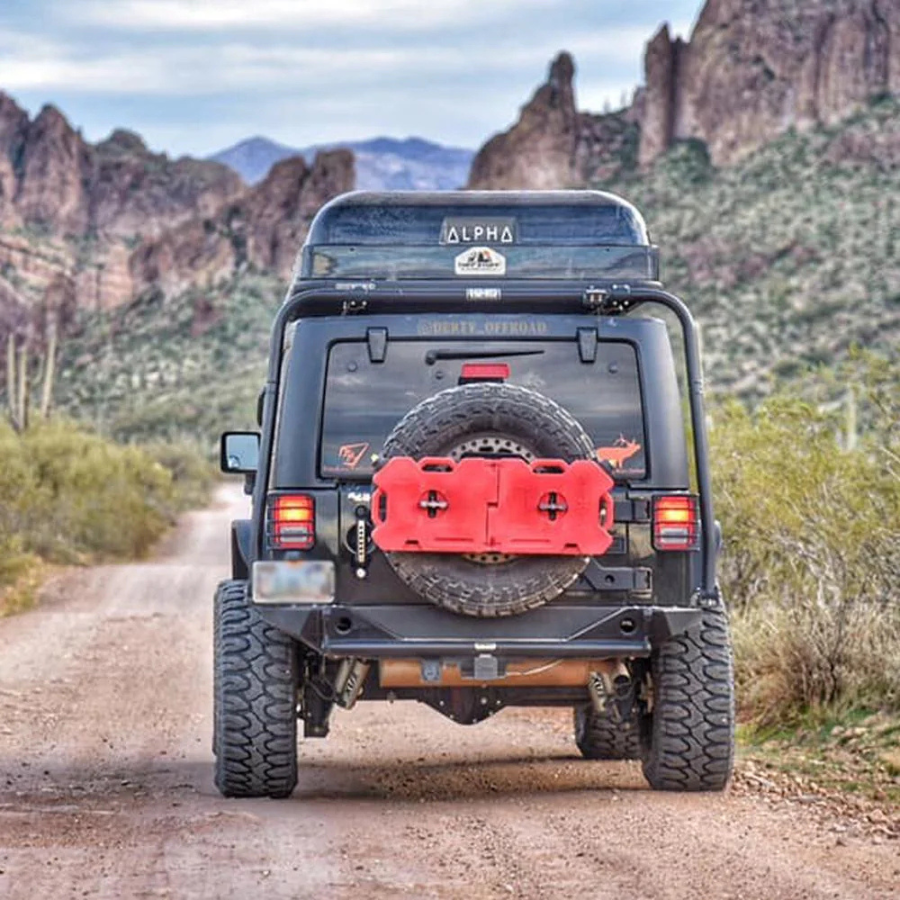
[711,374,900,725]
[142,439,218,509]
[0,420,214,602]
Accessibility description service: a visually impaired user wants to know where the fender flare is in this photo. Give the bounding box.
[231,519,253,580]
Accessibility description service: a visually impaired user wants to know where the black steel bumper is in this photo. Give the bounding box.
[256,603,701,659]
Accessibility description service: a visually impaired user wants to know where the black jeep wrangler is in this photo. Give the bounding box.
[216,190,734,798]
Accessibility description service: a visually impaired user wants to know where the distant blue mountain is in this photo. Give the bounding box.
[208,135,474,191]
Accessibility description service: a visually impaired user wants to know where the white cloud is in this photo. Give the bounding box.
[74,0,557,32]
[0,42,435,94]
[0,29,660,97]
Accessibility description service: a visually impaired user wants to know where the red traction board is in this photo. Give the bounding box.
[371,457,615,556]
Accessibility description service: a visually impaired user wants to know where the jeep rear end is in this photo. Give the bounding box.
[214,191,734,798]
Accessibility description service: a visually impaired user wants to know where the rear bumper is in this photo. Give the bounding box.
[255,602,700,659]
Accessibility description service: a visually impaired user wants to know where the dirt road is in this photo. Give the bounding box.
[0,487,897,899]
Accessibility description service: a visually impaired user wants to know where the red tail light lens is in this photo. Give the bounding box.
[459,363,510,383]
[653,495,700,551]
[268,494,315,550]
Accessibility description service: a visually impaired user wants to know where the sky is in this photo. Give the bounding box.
[0,0,703,158]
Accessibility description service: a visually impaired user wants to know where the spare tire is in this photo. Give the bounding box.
[380,382,597,617]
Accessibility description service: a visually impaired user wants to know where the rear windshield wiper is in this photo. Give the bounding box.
[424,349,544,365]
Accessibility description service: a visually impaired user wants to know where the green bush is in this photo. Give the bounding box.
[142,438,218,510]
[711,369,900,725]
[0,419,215,607]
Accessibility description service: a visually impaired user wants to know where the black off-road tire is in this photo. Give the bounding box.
[574,704,641,760]
[380,382,597,617]
[213,579,299,799]
[640,608,735,791]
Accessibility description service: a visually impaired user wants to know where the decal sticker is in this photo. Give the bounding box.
[338,442,370,470]
[416,318,548,336]
[596,435,642,469]
[454,246,507,277]
[441,217,517,245]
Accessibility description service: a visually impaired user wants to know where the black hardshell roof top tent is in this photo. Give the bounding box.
[295,190,661,284]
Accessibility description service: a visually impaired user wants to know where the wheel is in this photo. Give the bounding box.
[213,579,299,798]
[640,607,735,791]
[380,382,597,617]
[574,703,641,760]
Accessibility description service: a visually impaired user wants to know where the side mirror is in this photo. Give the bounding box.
[220,431,260,474]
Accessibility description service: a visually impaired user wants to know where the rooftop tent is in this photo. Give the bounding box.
[297,190,659,283]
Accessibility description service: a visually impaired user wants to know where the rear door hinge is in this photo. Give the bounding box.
[583,561,652,594]
[614,498,651,523]
[366,327,388,362]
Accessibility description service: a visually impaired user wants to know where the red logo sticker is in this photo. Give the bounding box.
[596,436,641,470]
[338,442,370,469]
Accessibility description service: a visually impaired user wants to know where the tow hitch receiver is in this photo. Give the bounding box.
[372,457,615,555]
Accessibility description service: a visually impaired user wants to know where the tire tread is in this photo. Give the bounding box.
[213,579,298,798]
[574,704,641,760]
[641,608,735,791]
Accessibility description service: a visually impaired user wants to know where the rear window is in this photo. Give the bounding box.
[320,340,646,480]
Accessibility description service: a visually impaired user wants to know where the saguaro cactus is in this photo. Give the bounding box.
[4,317,58,432]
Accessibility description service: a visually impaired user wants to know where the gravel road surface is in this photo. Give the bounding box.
[1,486,897,899]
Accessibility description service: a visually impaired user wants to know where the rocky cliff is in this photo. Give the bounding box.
[0,92,354,334]
[129,150,355,298]
[0,94,244,241]
[462,1,899,402]
[640,0,900,166]
[467,53,639,190]
[469,0,900,183]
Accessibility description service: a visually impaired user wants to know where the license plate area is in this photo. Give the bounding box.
[252,560,336,605]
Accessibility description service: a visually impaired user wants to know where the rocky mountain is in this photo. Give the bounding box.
[211,135,474,191]
[56,94,899,444]
[207,136,297,185]
[0,96,243,242]
[129,150,354,298]
[0,93,245,329]
[470,0,900,184]
[615,97,899,397]
[0,93,354,342]
[639,0,900,166]
[467,53,639,190]
[4,0,899,439]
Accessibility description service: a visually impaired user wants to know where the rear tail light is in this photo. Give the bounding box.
[652,494,700,551]
[268,494,315,550]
